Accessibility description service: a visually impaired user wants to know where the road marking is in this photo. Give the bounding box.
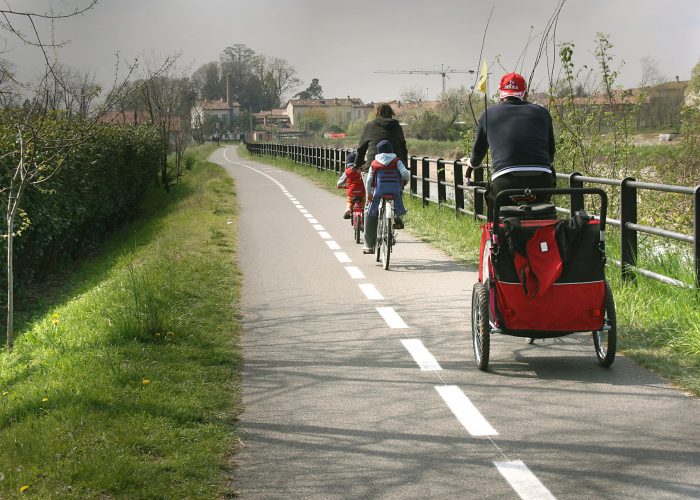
[313,224,325,231]
[299,209,309,214]
[319,231,331,239]
[303,214,313,219]
[401,339,442,371]
[308,218,319,224]
[376,307,408,329]
[345,266,365,279]
[359,283,383,300]
[435,386,498,436]
[494,461,556,500]
[335,252,351,263]
[326,240,341,250]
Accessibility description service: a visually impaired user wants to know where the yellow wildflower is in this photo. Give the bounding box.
[20,485,29,492]
[41,397,48,402]
[142,379,151,385]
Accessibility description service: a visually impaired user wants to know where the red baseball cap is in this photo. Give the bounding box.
[499,72,527,99]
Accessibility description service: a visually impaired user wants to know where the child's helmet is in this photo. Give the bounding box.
[346,151,357,165]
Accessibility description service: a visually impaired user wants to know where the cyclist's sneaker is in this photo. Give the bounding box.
[362,246,374,254]
[343,210,352,219]
[394,217,404,229]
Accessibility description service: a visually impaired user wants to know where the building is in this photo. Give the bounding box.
[191,98,241,132]
[253,108,291,128]
[285,97,372,126]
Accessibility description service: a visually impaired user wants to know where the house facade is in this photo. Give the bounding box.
[191,98,241,133]
[285,97,373,126]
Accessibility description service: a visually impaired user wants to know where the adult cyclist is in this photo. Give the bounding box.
[465,72,556,221]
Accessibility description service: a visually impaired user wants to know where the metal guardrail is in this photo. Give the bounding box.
[245,142,700,289]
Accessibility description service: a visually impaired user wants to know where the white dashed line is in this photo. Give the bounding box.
[376,307,408,329]
[326,241,341,250]
[308,218,319,224]
[334,252,352,263]
[359,283,384,300]
[319,231,332,239]
[303,214,313,219]
[494,461,556,500]
[299,209,309,214]
[345,266,365,279]
[435,385,498,437]
[313,224,325,231]
[401,339,442,371]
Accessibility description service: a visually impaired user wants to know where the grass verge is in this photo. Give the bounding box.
[0,143,241,497]
[242,146,699,397]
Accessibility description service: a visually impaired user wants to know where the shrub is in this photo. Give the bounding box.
[0,120,161,286]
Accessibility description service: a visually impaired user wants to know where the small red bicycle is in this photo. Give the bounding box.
[351,196,365,244]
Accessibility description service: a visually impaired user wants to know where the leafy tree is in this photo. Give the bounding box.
[299,108,326,131]
[218,44,299,110]
[192,61,223,100]
[295,78,323,99]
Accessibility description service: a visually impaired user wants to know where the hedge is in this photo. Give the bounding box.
[0,120,161,287]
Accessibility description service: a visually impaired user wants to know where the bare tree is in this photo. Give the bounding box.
[440,86,473,125]
[400,87,425,104]
[0,1,175,351]
[639,57,666,88]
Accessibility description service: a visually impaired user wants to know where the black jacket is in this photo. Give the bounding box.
[356,117,408,172]
[470,98,555,177]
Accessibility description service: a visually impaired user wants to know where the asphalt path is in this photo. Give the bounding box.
[212,146,700,499]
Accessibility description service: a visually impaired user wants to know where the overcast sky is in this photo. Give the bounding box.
[5,0,700,104]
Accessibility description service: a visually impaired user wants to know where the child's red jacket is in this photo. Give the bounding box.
[343,167,366,198]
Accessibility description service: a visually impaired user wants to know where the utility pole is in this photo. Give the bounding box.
[226,74,234,136]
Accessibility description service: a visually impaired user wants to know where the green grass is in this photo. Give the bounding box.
[0,143,241,498]
[243,146,700,396]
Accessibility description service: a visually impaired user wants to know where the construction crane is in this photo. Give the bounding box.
[375,64,475,95]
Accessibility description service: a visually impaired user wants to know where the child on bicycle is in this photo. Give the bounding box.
[336,151,366,219]
[362,140,410,253]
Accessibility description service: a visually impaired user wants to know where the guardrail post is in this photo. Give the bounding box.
[694,185,700,288]
[409,156,418,197]
[453,159,464,216]
[436,158,446,205]
[621,177,638,283]
[473,165,484,220]
[421,157,430,207]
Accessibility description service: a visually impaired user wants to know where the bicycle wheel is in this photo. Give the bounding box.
[471,282,490,371]
[593,281,617,367]
[375,201,384,262]
[354,213,361,244]
[381,216,392,270]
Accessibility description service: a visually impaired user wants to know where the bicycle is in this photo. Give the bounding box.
[374,195,395,270]
[350,196,364,244]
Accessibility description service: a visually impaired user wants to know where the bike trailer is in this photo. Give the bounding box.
[485,219,606,336]
[484,189,609,337]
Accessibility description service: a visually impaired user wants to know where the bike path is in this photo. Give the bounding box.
[213,146,700,499]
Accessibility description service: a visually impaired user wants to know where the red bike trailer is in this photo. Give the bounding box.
[471,187,616,371]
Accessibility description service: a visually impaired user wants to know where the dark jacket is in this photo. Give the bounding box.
[470,98,556,178]
[356,116,408,172]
